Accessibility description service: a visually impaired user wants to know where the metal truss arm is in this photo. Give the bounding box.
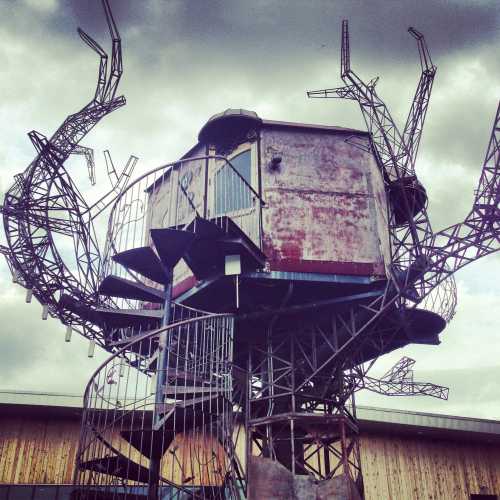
[1,0,126,346]
[418,101,500,299]
[71,145,96,185]
[398,27,437,174]
[77,27,108,103]
[87,152,138,221]
[361,376,449,399]
[102,0,123,102]
[307,84,358,100]
[355,357,449,400]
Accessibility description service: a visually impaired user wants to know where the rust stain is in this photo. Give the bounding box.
[261,128,390,277]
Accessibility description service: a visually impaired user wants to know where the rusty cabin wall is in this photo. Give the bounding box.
[1,413,500,499]
[145,124,390,300]
[259,127,390,278]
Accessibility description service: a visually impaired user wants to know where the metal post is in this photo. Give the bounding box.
[148,265,174,500]
[203,145,210,219]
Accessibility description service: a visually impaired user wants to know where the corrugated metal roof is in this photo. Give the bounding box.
[355,405,500,440]
[1,390,499,443]
[0,389,83,408]
[261,118,368,135]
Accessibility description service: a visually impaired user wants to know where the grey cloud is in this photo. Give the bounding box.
[122,0,498,65]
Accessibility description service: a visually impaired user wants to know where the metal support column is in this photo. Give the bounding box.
[148,265,174,500]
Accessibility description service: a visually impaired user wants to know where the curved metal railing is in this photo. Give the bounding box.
[74,312,244,499]
[416,272,457,323]
[100,155,265,313]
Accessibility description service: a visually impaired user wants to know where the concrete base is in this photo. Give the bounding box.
[248,456,362,500]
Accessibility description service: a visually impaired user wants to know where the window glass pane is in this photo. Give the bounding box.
[215,150,252,215]
[230,149,251,185]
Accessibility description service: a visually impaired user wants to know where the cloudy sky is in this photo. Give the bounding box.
[0,0,499,419]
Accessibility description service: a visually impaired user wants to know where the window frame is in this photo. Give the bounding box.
[209,142,258,219]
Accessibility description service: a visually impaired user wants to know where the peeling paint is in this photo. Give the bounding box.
[261,128,389,277]
[146,123,390,293]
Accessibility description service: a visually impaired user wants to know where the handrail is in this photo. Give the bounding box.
[107,154,264,224]
[101,153,265,290]
[82,313,233,408]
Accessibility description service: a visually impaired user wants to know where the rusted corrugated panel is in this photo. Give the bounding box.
[260,128,390,277]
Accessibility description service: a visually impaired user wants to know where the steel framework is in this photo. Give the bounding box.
[0,0,135,348]
[1,5,499,500]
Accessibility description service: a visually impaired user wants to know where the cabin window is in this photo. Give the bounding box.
[214,149,252,215]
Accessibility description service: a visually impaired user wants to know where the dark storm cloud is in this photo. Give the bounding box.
[14,0,498,64]
[131,0,498,59]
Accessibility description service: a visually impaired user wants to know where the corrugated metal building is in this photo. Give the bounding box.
[0,390,499,499]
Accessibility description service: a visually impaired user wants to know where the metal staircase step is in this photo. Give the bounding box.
[184,216,224,238]
[120,427,175,460]
[164,385,221,397]
[183,242,220,279]
[96,307,163,329]
[155,394,226,433]
[164,368,212,386]
[59,293,102,325]
[150,228,196,269]
[184,236,265,280]
[99,274,165,303]
[214,215,263,249]
[176,216,266,279]
[217,236,266,269]
[79,455,151,483]
[110,332,159,358]
[181,217,223,279]
[215,215,266,265]
[112,246,167,284]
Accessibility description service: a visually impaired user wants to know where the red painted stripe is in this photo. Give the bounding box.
[269,259,385,277]
[172,275,197,299]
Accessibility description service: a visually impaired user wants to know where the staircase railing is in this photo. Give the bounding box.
[100,155,265,312]
[74,312,244,499]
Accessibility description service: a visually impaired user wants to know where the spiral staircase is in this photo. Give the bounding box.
[71,214,265,500]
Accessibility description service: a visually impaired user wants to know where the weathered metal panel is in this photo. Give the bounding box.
[260,128,390,277]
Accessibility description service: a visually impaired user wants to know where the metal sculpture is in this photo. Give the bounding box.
[0,0,136,348]
[305,20,499,376]
[357,357,449,400]
[1,3,499,499]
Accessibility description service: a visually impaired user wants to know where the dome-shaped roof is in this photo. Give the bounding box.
[198,109,262,145]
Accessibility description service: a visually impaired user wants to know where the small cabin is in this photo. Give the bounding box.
[145,109,391,309]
